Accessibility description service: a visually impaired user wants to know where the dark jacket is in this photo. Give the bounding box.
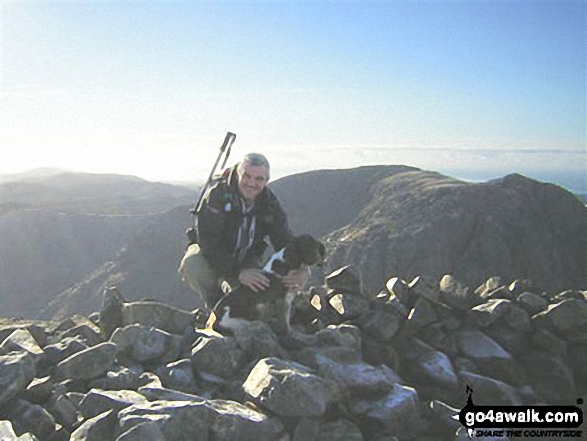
[195,165,292,282]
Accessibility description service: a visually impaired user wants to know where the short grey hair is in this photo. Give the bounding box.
[238,153,270,179]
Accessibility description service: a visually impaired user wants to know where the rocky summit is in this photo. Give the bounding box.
[0,268,584,441]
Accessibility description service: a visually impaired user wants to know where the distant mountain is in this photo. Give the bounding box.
[0,172,202,318]
[0,171,196,215]
[324,170,587,294]
[42,166,587,320]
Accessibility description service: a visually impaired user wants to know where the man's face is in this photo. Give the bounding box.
[237,163,269,204]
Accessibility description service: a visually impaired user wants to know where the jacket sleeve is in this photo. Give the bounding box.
[265,191,293,252]
[196,184,240,280]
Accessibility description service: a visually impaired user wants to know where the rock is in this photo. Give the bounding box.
[23,376,54,404]
[117,400,212,441]
[531,328,567,357]
[70,410,116,441]
[467,299,512,328]
[89,365,145,391]
[0,352,36,406]
[326,266,362,294]
[516,291,548,315]
[99,287,125,339]
[292,418,320,441]
[356,308,402,342]
[409,276,440,304]
[0,420,19,439]
[319,418,364,440]
[475,276,503,297]
[2,398,58,441]
[315,354,401,396]
[455,329,527,386]
[79,389,148,419]
[404,297,438,334]
[59,323,103,347]
[329,293,370,320]
[521,352,576,403]
[154,359,199,394]
[351,383,424,439]
[230,320,288,361]
[243,357,341,417]
[56,342,117,381]
[439,274,481,310]
[121,301,194,335]
[532,299,587,343]
[111,325,181,364]
[0,329,44,363]
[43,337,88,366]
[48,393,79,429]
[190,335,245,381]
[458,371,521,405]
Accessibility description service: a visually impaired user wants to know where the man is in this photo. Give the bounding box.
[179,153,310,309]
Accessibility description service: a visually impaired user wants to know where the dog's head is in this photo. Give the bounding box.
[282,234,325,268]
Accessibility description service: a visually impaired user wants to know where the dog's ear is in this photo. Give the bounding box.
[283,236,303,269]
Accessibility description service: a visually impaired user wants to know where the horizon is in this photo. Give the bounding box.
[1,1,585,193]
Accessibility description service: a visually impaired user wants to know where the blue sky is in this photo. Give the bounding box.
[1,0,585,191]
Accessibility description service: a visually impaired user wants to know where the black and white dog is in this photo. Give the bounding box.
[207,234,325,334]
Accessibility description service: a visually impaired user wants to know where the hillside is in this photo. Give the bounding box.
[0,171,195,215]
[42,166,587,321]
[0,172,199,318]
[325,170,587,293]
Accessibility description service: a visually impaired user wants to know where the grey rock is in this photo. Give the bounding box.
[230,320,288,361]
[243,357,341,417]
[48,393,80,429]
[516,291,548,315]
[531,328,567,357]
[43,337,88,366]
[111,325,181,364]
[475,276,503,297]
[532,299,587,343]
[23,376,54,404]
[56,342,117,381]
[455,329,528,386]
[3,398,57,441]
[154,359,199,394]
[409,275,440,303]
[89,365,145,391]
[521,352,576,403]
[0,329,44,363]
[0,420,19,440]
[292,418,320,441]
[137,386,204,402]
[316,354,401,396]
[351,383,423,439]
[121,301,194,335]
[326,265,362,294]
[190,335,245,380]
[319,418,364,440]
[357,308,402,342]
[0,352,36,406]
[70,410,116,441]
[60,324,103,347]
[99,286,125,339]
[329,293,370,320]
[439,274,481,310]
[467,299,512,328]
[458,371,521,405]
[79,389,147,419]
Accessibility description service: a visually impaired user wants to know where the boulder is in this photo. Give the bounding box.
[0,352,36,406]
[121,301,194,335]
[532,299,587,343]
[110,325,181,364]
[243,357,341,417]
[455,329,527,386]
[56,342,117,381]
[190,335,246,381]
[79,389,148,419]
[325,266,362,294]
[351,383,424,439]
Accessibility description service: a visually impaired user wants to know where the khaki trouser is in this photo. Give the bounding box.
[178,244,226,310]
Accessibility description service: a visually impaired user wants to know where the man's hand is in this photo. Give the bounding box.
[238,269,270,293]
[282,266,311,291]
